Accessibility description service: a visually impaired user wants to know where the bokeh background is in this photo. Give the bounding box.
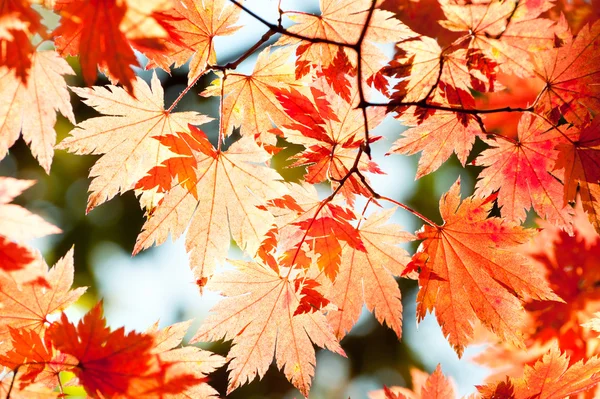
[0,1,496,397]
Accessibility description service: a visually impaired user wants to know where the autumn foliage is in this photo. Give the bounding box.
[1,0,600,397]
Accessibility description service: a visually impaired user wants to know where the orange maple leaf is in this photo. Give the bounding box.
[439,0,557,77]
[413,178,560,355]
[277,0,414,87]
[145,0,243,83]
[0,249,86,353]
[148,321,226,399]
[52,0,175,92]
[327,207,413,339]
[276,78,385,204]
[0,51,75,173]
[0,328,54,386]
[134,124,288,286]
[191,259,345,397]
[389,83,483,179]
[0,0,45,82]
[478,344,600,399]
[368,365,457,399]
[56,72,211,212]
[0,177,61,286]
[524,204,600,362]
[534,19,600,126]
[48,302,161,398]
[261,183,365,280]
[475,113,574,229]
[202,45,299,144]
[554,116,600,233]
[0,178,60,278]
[386,36,495,104]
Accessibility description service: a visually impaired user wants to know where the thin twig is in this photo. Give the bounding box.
[166,72,205,113]
[365,100,534,115]
[217,70,228,152]
[212,29,277,72]
[354,0,378,158]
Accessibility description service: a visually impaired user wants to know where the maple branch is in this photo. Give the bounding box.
[376,195,437,227]
[212,29,278,71]
[5,366,18,399]
[362,100,534,115]
[353,0,378,158]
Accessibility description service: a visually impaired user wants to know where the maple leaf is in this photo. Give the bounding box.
[389,83,483,179]
[56,72,210,212]
[277,0,415,86]
[554,116,600,233]
[379,0,460,47]
[475,113,573,229]
[134,125,288,286]
[386,36,495,104]
[0,238,35,273]
[0,249,86,352]
[0,0,46,83]
[47,302,161,399]
[262,183,365,280]
[523,204,600,362]
[0,377,58,399]
[0,177,60,282]
[368,365,457,399]
[191,259,345,397]
[0,50,75,173]
[478,344,600,399]
[533,19,600,125]
[202,45,298,144]
[439,0,557,77]
[145,0,243,83]
[0,327,69,390]
[148,321,226,399]
[276,78,386,204]
[413,178,560,355]
[52,0,175,92]
[0,178,60,241]
[327,207,414,339]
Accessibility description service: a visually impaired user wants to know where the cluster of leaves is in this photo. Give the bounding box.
[1,0,600,397]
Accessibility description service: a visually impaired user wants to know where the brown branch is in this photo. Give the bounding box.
[212,28,277,72]
[363,100,534,115]
[354,0,378,158]
[5,366,19,399]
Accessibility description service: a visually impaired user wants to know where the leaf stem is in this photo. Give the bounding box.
[166,72,205,113]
